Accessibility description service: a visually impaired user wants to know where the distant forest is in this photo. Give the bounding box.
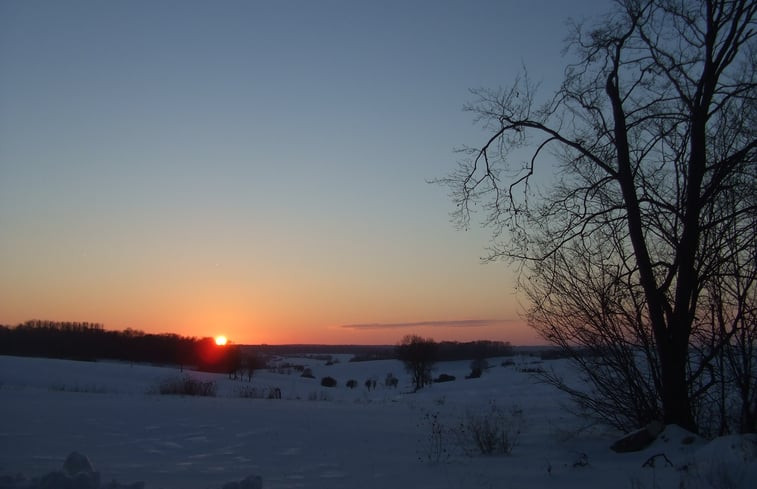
[256,340,513,362]
[0,320,516,373]
[0,320,238,373]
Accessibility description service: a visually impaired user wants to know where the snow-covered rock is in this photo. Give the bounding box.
[610,420,664,452]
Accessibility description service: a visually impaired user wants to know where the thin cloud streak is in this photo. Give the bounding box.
[340,319,514,330]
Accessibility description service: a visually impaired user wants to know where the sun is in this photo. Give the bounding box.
[214,335,228,346]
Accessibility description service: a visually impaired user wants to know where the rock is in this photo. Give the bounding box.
[653,423,700,446]
[62,453,95,477]
[611,421,665,453]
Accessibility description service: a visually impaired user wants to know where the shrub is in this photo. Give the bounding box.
[301,368,315,379]
[320,376,337,388]
[417,410,449,464]
[466,368,482,379]
[519,366,545,374]
[49,382,108,394]
[385,373,399,388]
[416,402,523,465]
[434,374,456,383]
[346,379,358,389]
[467,358,489,378]
[236,385,262,398]
[156,375,217,397]
[235,385,281,400]
[455,401,522,455]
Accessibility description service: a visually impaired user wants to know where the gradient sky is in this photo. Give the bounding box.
[0,0,609,345]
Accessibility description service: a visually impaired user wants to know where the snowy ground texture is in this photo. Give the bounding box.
[1,353,756,489]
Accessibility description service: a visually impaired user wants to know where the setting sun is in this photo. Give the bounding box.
[214,335,228,346]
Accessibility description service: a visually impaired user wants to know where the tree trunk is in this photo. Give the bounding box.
[659,337,697,432]
[606,63,698,433]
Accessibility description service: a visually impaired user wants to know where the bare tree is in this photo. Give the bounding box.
[440,0,756,433]
[524,230,664,431]
[397,335,438,391]
[692,188,757,434]
[242,351,267,382]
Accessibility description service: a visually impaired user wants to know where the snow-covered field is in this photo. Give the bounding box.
[1,353,755,488]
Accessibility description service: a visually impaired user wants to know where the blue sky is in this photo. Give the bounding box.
[0,0,610,344]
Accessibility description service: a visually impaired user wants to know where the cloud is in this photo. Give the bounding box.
[340,319,514,330]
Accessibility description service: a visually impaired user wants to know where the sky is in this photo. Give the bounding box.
[0,0,610,345]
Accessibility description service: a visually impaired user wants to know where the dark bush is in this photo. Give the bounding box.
[385,373,398,388]
[235,385,262,398]
[156,375,216,397]
[434,373,456,383]
[519,366,545,374]
[301,368,315,379]
[466,368,482,379]
[467,358,489,378]
[455,402,522,455]
[346,379,358,389]
[320,376,337,388]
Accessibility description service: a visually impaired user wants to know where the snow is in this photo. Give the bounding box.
[0,354,754,488]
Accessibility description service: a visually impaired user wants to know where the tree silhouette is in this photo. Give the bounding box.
[397,335,438,391]
[0,320,241,375]
[440,0,756,433]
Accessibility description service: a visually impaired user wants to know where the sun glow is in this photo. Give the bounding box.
[214,335,228,346]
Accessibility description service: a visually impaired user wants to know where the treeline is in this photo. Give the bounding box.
[259,341,513,363]
[258,344,395,360]
[0,320,239,373]
[435,340,512,361]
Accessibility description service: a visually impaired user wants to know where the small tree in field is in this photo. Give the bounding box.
[397,335,438,391]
